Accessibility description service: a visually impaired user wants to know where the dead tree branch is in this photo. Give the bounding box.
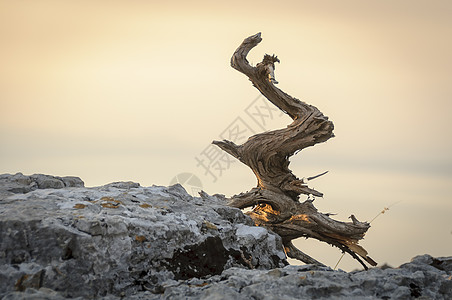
[213,33,376,270]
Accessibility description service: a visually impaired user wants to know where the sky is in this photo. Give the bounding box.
[1,0,451,271]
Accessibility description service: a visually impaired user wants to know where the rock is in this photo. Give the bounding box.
[102,181,141,189]
[0,173,84,196]
[140,257,451,299]
[0,173,451,299]
[0,173,36,195]
[0,174,286,299]
[57,176,84,188]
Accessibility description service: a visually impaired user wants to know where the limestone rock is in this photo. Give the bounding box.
[0,173,286,299]
[133,255,452,299]
[0,174,450,299]
[0,173,84,197]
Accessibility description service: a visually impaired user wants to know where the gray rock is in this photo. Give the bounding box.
[0,173,84,195]
[102,181,141,189]
[0,174,286,299]
[30,174,65,189]
[57,176,84,188]
[0,173,36,195]
[154,257,451,300]
[0,174,451,300]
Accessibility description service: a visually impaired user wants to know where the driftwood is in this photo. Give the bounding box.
[213,33,376,270]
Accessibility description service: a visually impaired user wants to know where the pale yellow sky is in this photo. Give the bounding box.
[1,0,451,270]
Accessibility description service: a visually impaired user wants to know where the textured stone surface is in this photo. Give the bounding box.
[144,255,452,300]
[0,173,84,197]
[0,173,451,299]
[0,173,286,299]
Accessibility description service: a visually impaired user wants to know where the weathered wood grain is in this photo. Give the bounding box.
[213,33,376,269]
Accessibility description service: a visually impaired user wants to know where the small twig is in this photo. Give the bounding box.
[369,201,401,224]
[334,201,401,270]
[334,253,345,270]
[284,241,326,267]
[307,171,329,181]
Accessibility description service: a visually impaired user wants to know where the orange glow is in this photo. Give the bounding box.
[289,214,310,223]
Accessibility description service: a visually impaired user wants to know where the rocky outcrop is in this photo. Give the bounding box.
[0,173,84,196]
[0,173,451,299]
[152,255,451,300]
[0,173,286,299]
